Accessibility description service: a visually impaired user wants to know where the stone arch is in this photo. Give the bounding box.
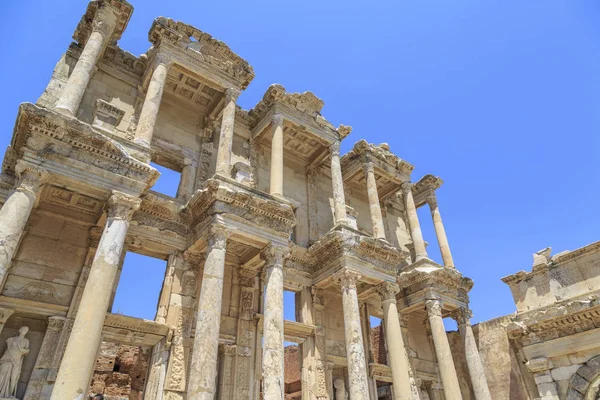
[567,355,600,400]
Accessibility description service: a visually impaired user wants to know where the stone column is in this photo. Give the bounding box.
[401,182,428,261]
[0,162,48,288]
[262,244,289,399]
[134,52,172,147]
[269,114,285,197]
[377,283,413,400]
[215,88,241,176]
[425,300,462,400]
[177,158,197,201]
[330,141,347,225]
[334,269,370,399]
[454,308,491,400]
[363,160,385,239]
[55,6,118,116]
[187,223,230,400]
[427,195,454,268]
[51,192,141,400]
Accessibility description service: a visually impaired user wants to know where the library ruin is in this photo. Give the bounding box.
[0,0,599,399]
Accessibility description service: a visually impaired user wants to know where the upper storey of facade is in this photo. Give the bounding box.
[2,0,470,311]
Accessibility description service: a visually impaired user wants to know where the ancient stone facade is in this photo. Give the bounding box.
[1,1,594,400]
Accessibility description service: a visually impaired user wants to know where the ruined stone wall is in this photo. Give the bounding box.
[284,345,302,399]
[88,341,151,400]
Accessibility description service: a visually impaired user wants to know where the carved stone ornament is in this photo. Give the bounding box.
[263,244,290,268]
[451,307,472,326]
[224,87,241,103]
[400,181,414,195]
[14,162,49,197]
[330,141,341,157]
[0,326,30,398]
[107,191,141,220]
[425,299,443,318]
[377,282,400,302]
[334,268,361,289]
[426,195,438,209]
[207,223,230,251]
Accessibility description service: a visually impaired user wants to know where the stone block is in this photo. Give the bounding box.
[551,365,581,382]
[535,373,554,384]
[566,389,584,400]
[575,365,597,382]
[537,382,558,397]
[570,374,590,394]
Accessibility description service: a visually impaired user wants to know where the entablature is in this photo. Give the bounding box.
[412,174,443,208]
[73,0,133,47]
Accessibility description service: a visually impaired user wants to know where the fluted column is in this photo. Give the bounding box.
[269,114,285,197]
[426,195,454,268]
[0,162,48,287]
[334,269,369,399]
[262,244,289,399]
[187,223,230,400]
[51,192,141,400]
[401,182,428,261]
[55,6,118,116]
[134,52,172,147]
[425,299,462,400]
[363,160,385,239]
[377,283,413,400]
[215,88,241,176]
[330,141,347,225]
[454,308,491,400]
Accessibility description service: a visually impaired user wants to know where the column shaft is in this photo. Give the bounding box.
[51,192,140,400]
[336,269,370,399]
[0,163,47,288]
[427,196,454,268]
[215,88,240,176]
[401,182,428,261]
[55,8,117,116]
[187,224,229,400]
[330,141,347,225]
[269,114,284,196]
[364,161,385,239]
[378,283,412,400]
[262,245,287,399]
[134,54,170,147]
[177,159,196,201]
[425,300,462,400]
[457,311,492,400]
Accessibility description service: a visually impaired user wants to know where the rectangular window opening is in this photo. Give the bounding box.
[369,316,387,365]
[284,290,297,322]
[284,341,302,398]
[150,161,182,198]
[112,252,167,321]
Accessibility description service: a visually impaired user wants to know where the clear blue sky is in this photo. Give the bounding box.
[2,0,600,325]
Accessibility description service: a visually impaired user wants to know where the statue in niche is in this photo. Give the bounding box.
[334,379,348,400]
[0,326,29,398]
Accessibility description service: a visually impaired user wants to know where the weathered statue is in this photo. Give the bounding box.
[0,326,29,398]
[334,378,348,400]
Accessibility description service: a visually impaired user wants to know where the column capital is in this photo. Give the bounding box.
[107,191,141,220]
[152,51,173,69]
[330,140,341,156]
[363,160,375,174]
[425,299,443,317]
[333,268,361,289]
[92,5,119,37]
[272,113,284,127]
[311,287,324,306]
[400,181,413,194]
[0,308,15,325]
[426,194,438,209]
[224,87,241,103]
[15,162,49,197]
[451,307,472,326]
[376,282,400,302]
[262,243,290,267]
[207,223,231,251]
[183,250,205,267]
[47,315,68,331]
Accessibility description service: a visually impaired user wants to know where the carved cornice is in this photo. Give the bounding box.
[412,174,443,208]
[73,0,133,46]
[341,139,414,179]
[148,17,254,89]
[185,177,296,235]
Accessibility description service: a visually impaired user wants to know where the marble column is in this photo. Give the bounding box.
[0,162,48,288]
[215,88,241,176]
[363,160,385,239]
[401,182,428,261]
[426,195,454,268]
[134,52,172,147]
[262,244,289,399]
[187,223,230,400]
[377,283,413,400]
[334,269,370,399]
[177,158,197,201]
[425,300,462,400]
[55,6,118,116]
[269,114,285,197]
[330,141,348,225]
[51,192,141,400]
[454,308,492,400]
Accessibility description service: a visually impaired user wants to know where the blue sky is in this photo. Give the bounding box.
[2,0,600,325]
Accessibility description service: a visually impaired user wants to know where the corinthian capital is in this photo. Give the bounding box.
[224,87,241,103]
[377,282,400,302]
[363,160,374,174]
[207,223,231,251]
[425,299,443,318]
[263,243,290,268]
[426,195,438,209]
[451,307,472,326]
[272,113,284,127]
[330,141,341,157]
[107,191,141,220]
[15,162,49,197]
[333,268,361,289]
[400,181,413,195]
[93,5,119,37]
